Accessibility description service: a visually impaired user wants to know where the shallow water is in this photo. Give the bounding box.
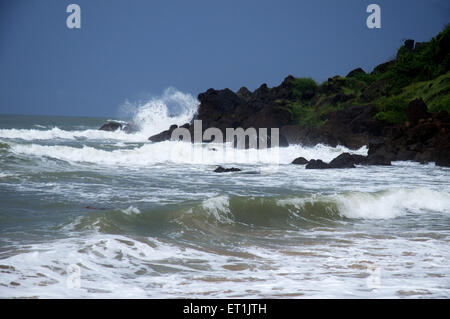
[0,111,449,298]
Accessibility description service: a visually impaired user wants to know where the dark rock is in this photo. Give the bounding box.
[322,76,346,94]
[328,153,356,168]
[359,78,390,102]
[435,158,450,167]
[214,166,242,173]
[396,149,416,161]
[99,122,123,132]
[253,83,270,100]
[237,87,252,101]
[305,159,330,169]
[404,39,415,51]
[414,42,424,51]
[434,146,450,167]
[148,124,178,142]
[280,105,384,150]
[351,154,368,164]
[363,154,392,166]
[407,98,430,126]
[292,157,309,165]
[196,88,243,129]
[346,68,366,78]
[371,60,396,74]
[302,89,316,100]
[414,150,433,163]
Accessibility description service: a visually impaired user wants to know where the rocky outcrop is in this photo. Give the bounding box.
[371,60,396,75]
[149,76,297,146]
[195,81,294,134]
[407,98,430,126]
[145,27,449,166]
[281,105,386,149]
[346,68,366,78]
[368,100,450,166]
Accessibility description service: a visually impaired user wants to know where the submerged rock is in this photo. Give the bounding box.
[214,166,242,173]
[99,121,123,132]
[302,153,392,169]
[328,153,356,168]
[305,159,330,169]
[292,157,309,165]
[149,124,178,142]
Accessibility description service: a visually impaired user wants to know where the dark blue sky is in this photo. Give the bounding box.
[0,0,449,117]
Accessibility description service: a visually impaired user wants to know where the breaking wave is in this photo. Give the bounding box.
[64,188,450,237]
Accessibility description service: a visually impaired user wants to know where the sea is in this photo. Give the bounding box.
[0,89,449,298]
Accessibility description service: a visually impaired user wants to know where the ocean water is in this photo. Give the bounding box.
[0,91,449,298]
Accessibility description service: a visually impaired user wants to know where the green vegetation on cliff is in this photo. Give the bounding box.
[288,25,450,126]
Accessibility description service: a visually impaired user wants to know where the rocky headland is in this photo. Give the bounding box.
[101,26,450,168]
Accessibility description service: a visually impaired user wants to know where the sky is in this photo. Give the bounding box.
[0,0,449,117]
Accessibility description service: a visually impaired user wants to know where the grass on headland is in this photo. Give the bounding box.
[288,25,450,126]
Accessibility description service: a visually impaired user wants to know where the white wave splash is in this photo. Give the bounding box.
[121,206,141,215]
[9,142,366,166]
[0,127,147,142]
[278,188,450,219]
[0,88,198,143]
[335,188,450,219]
[200,196,233,224]
[120,87,198,138]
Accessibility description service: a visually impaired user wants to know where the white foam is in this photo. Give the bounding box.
[121,206,141,215]
[0,227,449,298]
[200,196,233,223]
[9,141,366,166]
[335,188,450,219]
[0,127,149,142]
[278,188,450,219]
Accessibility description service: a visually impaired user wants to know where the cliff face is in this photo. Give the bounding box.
[148,26,450,166]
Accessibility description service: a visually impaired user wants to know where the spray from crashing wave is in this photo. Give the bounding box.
[120,87,199,138]
[0,88,199,143]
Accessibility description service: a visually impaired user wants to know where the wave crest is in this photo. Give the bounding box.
[64,188,450,237]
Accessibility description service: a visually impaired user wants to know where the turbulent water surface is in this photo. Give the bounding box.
[0,92,449,298]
